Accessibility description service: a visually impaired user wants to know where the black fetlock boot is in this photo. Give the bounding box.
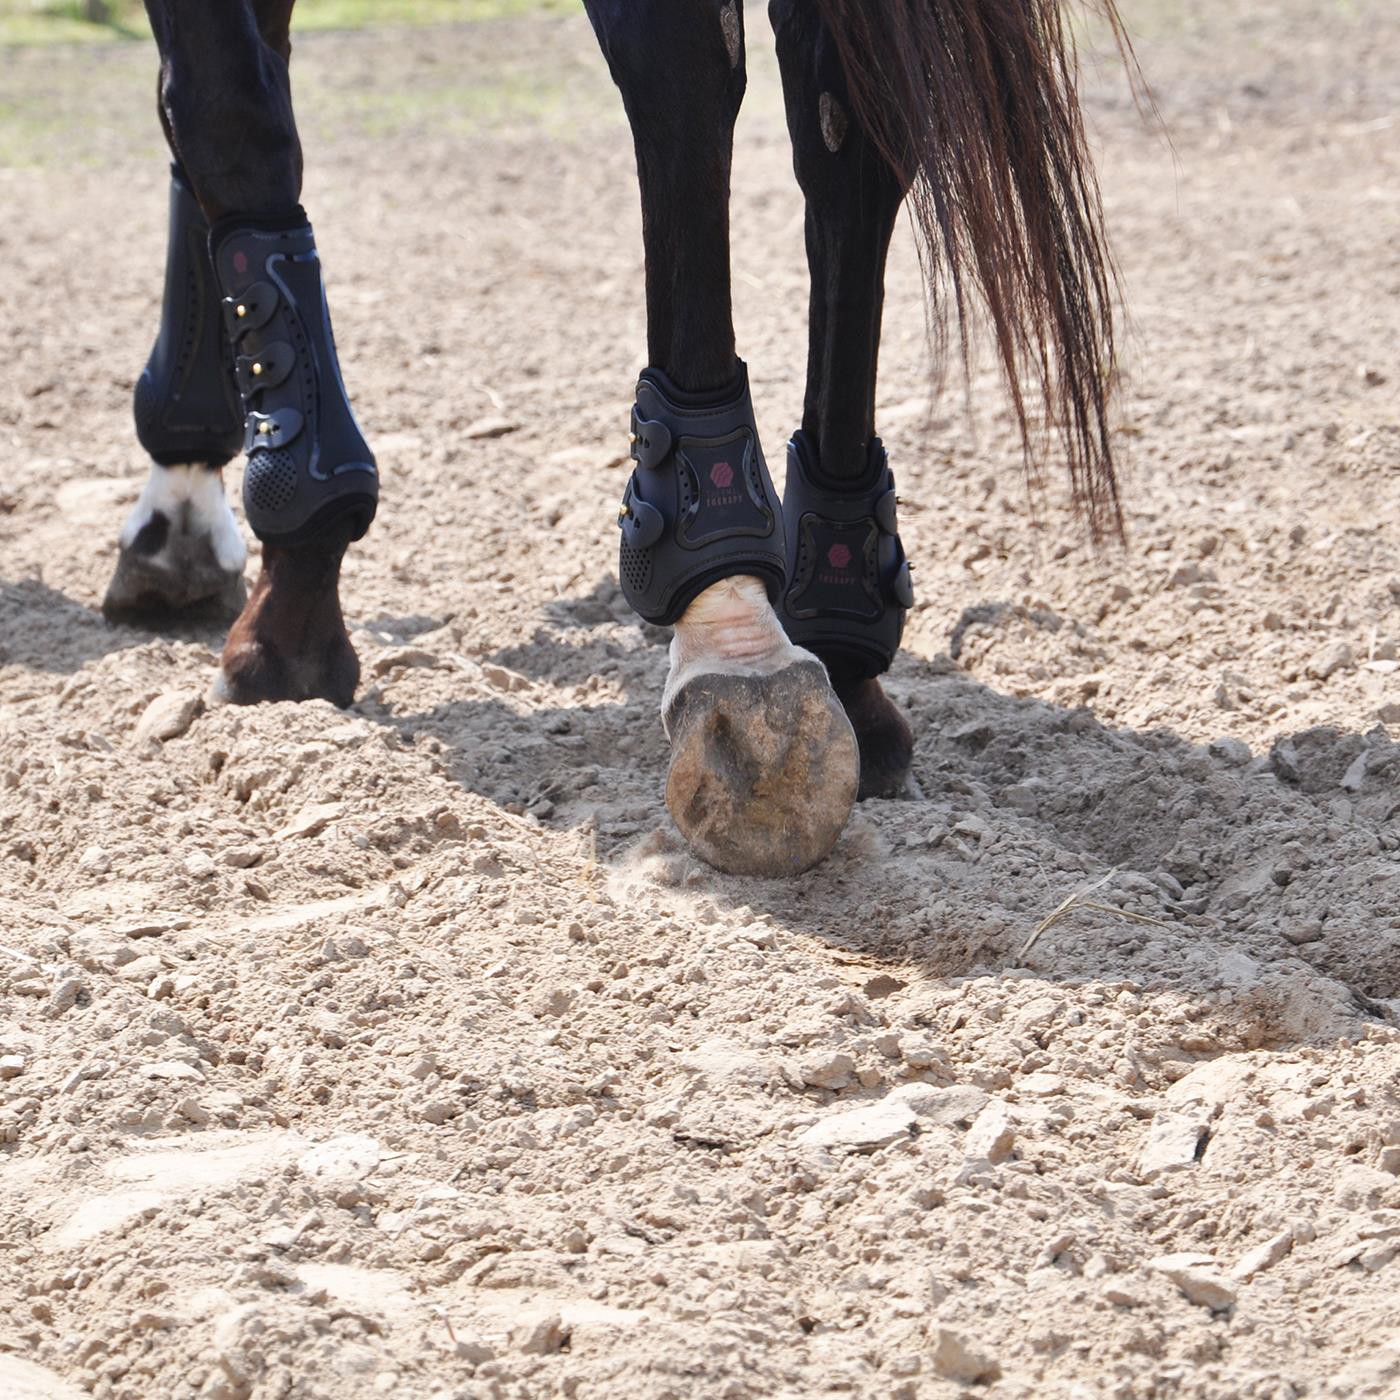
[211,212,378,548]
[133,167,244,467]
[780,431,916,799]
[779,430,912,679]
[617,362,786,625]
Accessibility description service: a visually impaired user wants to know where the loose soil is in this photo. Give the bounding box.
[1,3,1398,1397]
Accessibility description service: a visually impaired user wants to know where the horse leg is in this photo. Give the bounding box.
[771,0,916,799]
[585,0,858,875]
[133,0,377,706]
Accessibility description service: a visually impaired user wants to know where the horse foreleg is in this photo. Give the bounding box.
[586,0,858,875]
[772,0,917,799]
[134,0,375,705]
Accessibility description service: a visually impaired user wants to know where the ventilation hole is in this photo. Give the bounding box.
[244,449,298,515]
[620,539,652,596]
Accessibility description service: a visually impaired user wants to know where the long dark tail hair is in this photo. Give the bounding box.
[813,0,1134,540]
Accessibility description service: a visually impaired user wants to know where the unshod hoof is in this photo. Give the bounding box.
[664,659,858,876]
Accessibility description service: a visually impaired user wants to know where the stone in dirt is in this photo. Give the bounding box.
[1306,642,1353,681]
[1137,1108,1211,1179]
[796,1096,918,1152]
[1231,1229,1294,1280]
[0,1055,24,1079]
[929,1326,1001,1383]
[1149,1253,1237,1310]
[133,690,204,745]
[890,1083,989,1127]
[964,1101,1015,1164]
[273,802,344,841]
[798,1051,856,1091]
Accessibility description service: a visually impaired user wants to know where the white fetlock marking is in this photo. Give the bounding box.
[119,463,247,574]
[662,575,816,733]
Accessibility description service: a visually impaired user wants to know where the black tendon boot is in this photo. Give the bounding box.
[780,431,913,680]
[617,363,786,626]
[210,212,378,546]
[134,167,243,467]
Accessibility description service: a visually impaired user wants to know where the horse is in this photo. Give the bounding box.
[107,0,1125,878]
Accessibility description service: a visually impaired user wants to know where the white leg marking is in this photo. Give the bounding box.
[662,574,816,727]
[119,463,247,574]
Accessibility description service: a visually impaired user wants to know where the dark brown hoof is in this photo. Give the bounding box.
[833,676,917,800]
[664,660,858,876]
[102,542,246,625]
[214,624,359,707]
[212,529,359,707]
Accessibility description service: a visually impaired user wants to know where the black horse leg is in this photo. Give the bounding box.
[772,0,916,799]
[584,0,860,875]
[117,0,375,708]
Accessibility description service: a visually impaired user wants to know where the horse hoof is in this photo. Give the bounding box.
[834,676,917,800]
[213,628,360,708]
[664,659,859,876]
[102,543,247,625]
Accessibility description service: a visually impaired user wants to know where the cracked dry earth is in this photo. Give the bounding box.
[2,2,1400,1398]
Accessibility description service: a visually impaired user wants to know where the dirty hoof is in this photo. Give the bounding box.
[214,621,359,707]
[833,676,917,800]
[211,529,360,707]
[102,540,246,625]
[664,659,858,876]
[103,463,248,626]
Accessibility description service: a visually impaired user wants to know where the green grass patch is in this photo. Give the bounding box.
[0,0,574,46]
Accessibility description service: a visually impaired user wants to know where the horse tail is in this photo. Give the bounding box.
[810,0,1135,540]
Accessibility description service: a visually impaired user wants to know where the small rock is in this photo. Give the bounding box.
[370,646,441,677]
[1339,752,1369,792]
[1104,1280,1147,1308]
[890,1083,989,1127]
[1231,1229,1293,1280]
[1306,642,1353,681]
[512,1311,567,1355]
[964,1101,1015,1163]
[274,802,343,841]
[0,1055,24,1080]
[223,846,263,869]
[1137,1109,1210,1180]
[120,955,165,984]
[1018,1072,1064,1098]
[183,850,217,880]
[78,845,112,874]
[1378,701,1400,724]
[1284,921,1323,946]
[929,1326,1001,1384]
[134,690,204,745]
[1209,737,1251,766]
[1148,1253,1236,1310]
[462,414,519,440]
[46,976,84,1018]
[1167,561,1206,588]
[798,1051,856,1091]
[141,1060,204,1083]
[797,1097,918,1152]
[176,1097,212,1125]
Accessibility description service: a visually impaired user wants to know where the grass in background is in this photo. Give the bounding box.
[0,0,573,46]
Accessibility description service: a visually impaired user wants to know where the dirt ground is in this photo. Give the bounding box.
[2,3,1399,1397]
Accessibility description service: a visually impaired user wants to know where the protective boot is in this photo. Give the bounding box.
[211,212,378,547]
[617,363,785,626]
[133,166,243,467]
[779,430,913,680]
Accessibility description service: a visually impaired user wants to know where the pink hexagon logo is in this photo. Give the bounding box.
[709,461,734,489]
[827,543,852,569]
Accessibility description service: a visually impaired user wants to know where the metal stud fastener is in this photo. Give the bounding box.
[236,304,247,317]
[252,363,264,376]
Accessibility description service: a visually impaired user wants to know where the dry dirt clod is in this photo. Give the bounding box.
[929,1326,1002,1384]
[133,690,204,745]
[1149,1254,1237,1311]
[0,1055,24,1080]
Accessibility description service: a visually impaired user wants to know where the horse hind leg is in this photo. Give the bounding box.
[586,0,858,875]
[771,0,917,800]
